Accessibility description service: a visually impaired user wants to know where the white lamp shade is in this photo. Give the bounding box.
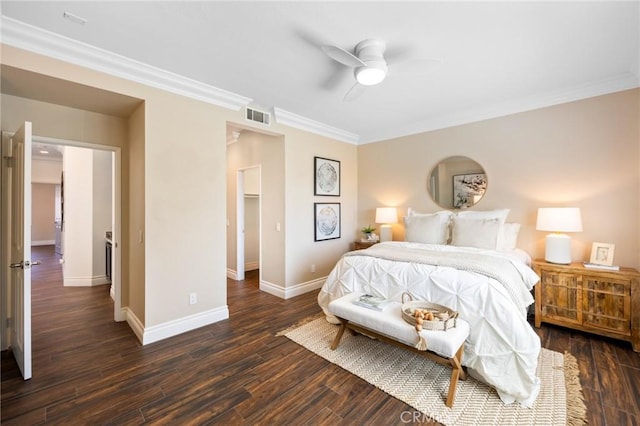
[536,208,583,232]
[375,207,397,224]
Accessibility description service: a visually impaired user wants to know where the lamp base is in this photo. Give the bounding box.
[545,233,572,264]
[379,224,392,242]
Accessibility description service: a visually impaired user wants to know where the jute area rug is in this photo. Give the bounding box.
[281,317,586,426]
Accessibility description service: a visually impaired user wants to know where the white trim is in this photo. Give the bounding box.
[259,279,285,299]
[227,268,238,280]
[31,240,55,246]
[274,107,359,144]
[1,16,252,111]
[260,276,327,300]
[245,261,259,271]
[124,307,144,343]
[141,305,230,345]
[63,275,110,287]
[6,14,631,147]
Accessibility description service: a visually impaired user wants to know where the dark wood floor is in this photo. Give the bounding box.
[1,245,639,425]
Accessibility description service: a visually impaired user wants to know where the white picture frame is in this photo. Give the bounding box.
[589,242,615,266]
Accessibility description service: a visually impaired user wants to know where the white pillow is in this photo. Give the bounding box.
[450,216,501,249]
[455,208,510,225]
[407,208,453,219]
[404,212,451,245]
[497,222,521,251]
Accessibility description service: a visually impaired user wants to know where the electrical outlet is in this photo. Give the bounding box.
[310,264,316,273]
[189,292,197,305]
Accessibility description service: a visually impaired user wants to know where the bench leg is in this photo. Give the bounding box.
[330,320,347,350]
[453,344,466,381]
[445,344,465,407]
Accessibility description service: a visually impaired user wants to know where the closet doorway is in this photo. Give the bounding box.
[235,166,261,281]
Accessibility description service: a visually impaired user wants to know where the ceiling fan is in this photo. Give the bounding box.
[320,38,439,101]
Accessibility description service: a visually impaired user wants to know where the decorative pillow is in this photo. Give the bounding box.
[450,216,501,249]
[404,212,451,245]
[496,222,521,251]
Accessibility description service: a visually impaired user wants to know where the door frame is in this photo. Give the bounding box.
[235,165,261,282]
[37,135,123,322]
[1,134,124,350]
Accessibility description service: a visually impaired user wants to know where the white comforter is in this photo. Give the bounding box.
[317,241,542,406]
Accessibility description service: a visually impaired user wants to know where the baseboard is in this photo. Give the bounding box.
[227,268,237,280]
[141,305,230,345]
[245,261,259,271]
[32,240,55,246]
[124,307,144,343]
[227,266,260,279]
[260,276,326,300]
[64,275,110,287]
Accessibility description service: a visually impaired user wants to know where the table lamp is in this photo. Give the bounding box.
[375,207,397,242]
[536,207,582,264]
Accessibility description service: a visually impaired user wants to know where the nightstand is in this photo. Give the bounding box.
[354,240,378,250]
[533,260,640,352]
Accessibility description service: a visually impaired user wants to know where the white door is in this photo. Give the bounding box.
[9,122,33,380]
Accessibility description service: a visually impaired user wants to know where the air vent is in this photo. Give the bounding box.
[245,107,271,126]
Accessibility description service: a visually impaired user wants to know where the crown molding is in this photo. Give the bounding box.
[273,107,359,144]
[359,71,640,144]
[0,16,252,110]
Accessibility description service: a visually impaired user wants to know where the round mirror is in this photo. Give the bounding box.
[428,156,487,209]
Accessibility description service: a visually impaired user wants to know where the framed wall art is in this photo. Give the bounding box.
[453,173,487,208]
[314,202,341,241]
[589,242,615,266]
[314,156,340,196]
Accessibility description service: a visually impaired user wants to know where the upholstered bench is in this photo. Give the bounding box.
[327,292,470,408]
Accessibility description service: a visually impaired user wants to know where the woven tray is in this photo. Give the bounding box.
[401,292,457,331]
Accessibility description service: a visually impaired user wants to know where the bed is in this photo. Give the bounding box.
[317,209,542,407]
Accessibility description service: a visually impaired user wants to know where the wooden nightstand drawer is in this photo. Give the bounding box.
[582,275,631,335]
[354,241,377,250]
[539,270,582,324]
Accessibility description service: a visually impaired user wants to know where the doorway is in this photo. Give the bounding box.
[235,166,261,281]
[30,136,123,322]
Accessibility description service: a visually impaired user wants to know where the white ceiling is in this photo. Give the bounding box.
[2,1,638,144]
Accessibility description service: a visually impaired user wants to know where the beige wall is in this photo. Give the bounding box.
[126,103,144,319]
[32,183,56,243]
[2,44,359,340]
[226,126,358,296]
[2,94,127,148]
[285,128,358,288]
[358,89,640,268]
[32,158,62,184]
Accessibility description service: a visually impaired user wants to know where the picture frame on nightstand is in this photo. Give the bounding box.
[589,242,615,266]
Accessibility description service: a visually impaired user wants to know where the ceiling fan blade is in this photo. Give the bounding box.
[321,45,367,68]
[343,82,366,102]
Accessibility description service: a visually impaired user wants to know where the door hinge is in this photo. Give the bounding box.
[3,156,14,168]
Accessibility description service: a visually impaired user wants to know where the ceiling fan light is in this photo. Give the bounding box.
[356,67,386,86]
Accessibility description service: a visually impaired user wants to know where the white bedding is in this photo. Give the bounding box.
[317,241,542,406]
